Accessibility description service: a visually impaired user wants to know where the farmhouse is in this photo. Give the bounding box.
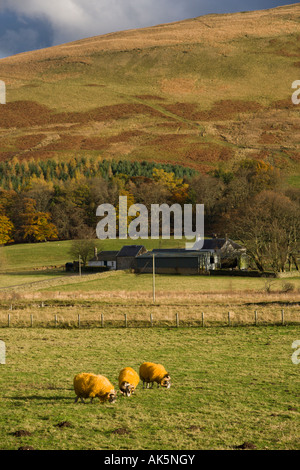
[87,245,147,271]
[88,250,119,270]
[197,238,248,269]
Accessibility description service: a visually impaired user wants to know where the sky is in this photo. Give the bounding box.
[0,0,298,59]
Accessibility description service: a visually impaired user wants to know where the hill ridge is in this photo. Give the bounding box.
[0,4,299,185]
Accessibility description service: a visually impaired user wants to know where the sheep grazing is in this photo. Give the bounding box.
[118,367,140,397]
[73,373,117,404]
[139,362,171,389]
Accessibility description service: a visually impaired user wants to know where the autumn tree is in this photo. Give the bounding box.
[115,190,136,236]
[0,215,14,245]
[0,189,16,244]
[20,199,58,242]
[152,168,189,203]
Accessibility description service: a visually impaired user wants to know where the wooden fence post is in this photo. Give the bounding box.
[255,310,258,326]
[124,314,127,328]
[150,314,153,327]
[78,314,80,328]
[202,312,204,328]
[228,312,231,327]
[101,314,104,328]
[176,313,179,327]
[55,315,58,327]
[281,309,285,325]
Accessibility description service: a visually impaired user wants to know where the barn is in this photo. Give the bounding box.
[116,245,147,270]
[135,249,220,274]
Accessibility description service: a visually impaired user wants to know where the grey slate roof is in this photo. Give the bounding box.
[90,250,119,262]
[201,239,245,251]
[117,245,146,257]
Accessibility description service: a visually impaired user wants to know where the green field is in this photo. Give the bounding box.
[0,240,299,329]
[0,240,299,450]
[0,326,299,450]
[0,239,183,272]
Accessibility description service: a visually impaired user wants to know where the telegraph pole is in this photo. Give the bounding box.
[79,255,81,277]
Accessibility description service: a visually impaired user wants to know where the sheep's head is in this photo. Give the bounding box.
[160,374,171,389]
[121,382,135,397]
[108,390,117,403]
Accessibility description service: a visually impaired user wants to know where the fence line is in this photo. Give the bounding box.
[1,309,298,328]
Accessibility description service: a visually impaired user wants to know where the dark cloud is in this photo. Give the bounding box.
[0,11,53,58]
[0,1,297,59]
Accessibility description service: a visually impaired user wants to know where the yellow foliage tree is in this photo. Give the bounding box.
[21,199,58,242]
[0,215,14,245]
[115,190,136,235]
[152,168,189,203]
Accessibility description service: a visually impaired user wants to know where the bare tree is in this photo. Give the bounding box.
[228,191,300,273]
[68,228,102,267]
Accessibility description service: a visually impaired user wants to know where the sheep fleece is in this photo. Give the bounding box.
[118,367,140,390]
[74,373,115,401]
[139,362,169,384]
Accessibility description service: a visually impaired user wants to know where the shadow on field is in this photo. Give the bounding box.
[7,395,70,401]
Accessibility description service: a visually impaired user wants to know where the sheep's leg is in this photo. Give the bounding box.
[90,397,94,404]
[150,382,154,389]
[75,396,85,404]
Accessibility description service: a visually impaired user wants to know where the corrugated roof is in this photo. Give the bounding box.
[138,250,213,258]
[153,248,187,253]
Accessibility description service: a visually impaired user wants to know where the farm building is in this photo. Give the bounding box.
[88,250,119,270]
[116,245,147,270]
[84,239,247,274]
[194,238,248,269]
[87,245,147,271]
[135,249,220,274]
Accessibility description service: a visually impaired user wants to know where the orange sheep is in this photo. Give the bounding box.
[73,372,117,404]
[118,367,140,397]
[139,362,171,389]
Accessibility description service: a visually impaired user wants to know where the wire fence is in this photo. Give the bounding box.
[0,308,299,329]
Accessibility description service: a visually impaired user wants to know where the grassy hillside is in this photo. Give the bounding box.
[0,4,299,182]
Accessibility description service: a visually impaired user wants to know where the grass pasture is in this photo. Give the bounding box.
[0,326,299,450]
[0,240,299,450]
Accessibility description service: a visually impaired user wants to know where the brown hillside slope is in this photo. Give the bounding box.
[0,4,299,181]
